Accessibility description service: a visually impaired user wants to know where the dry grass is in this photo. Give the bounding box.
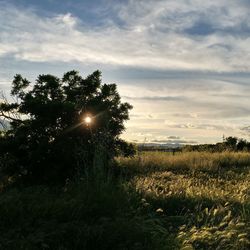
[117,151,250,249]
[117,151,250,173]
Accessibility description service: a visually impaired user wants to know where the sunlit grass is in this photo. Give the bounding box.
[118,151,250,249]
[133,170,250,204]
[117,151,250,173]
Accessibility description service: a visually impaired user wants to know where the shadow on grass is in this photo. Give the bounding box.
[0,180,180,250]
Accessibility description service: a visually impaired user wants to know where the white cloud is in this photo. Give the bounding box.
[0,1,250,71]
[55,13,77,28]
[118,73,250,143]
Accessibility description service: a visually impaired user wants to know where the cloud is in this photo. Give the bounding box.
[150,135,198,145]
[55,13,77,27]
[151,139,197,144]
[0,1,250,72]
[122,95,186,102]
[164,121,232,131]
[167,136,180,139]
[241,126,250,132]
[119,75,250,122]
[239,125,250,137]
[172,113,199,118]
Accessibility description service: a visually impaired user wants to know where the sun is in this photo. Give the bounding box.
[84,116,92,124]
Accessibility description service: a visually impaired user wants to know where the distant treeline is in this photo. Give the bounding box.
[183,136,250,152]
[138,136,250,153]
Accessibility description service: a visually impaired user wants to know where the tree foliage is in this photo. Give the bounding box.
[182,136,250,152]
[0,70,133,183]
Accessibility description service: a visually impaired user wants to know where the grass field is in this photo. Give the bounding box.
[117,151,250,249]
[0,151,249,249]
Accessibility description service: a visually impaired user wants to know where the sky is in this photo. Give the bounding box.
[1,0,250,145]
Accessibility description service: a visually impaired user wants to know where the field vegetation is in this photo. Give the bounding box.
[118,151,250,249]
[0,151,249,249]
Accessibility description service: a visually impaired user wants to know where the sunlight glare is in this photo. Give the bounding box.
[84,116,92,124]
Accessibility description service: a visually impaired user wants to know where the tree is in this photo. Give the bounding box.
[115,139,137,157]
[224,136,238,151]
[0,70,132,183]
[236,138,247,151]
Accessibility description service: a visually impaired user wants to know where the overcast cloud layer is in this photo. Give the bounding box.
[1,0,250,144]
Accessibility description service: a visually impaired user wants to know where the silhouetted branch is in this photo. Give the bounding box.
[0,111,22,122]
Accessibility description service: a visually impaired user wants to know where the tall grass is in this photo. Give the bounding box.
[118,151,250,250]
[117,151,250,174]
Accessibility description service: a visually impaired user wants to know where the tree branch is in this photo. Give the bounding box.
[0,111,22,122]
